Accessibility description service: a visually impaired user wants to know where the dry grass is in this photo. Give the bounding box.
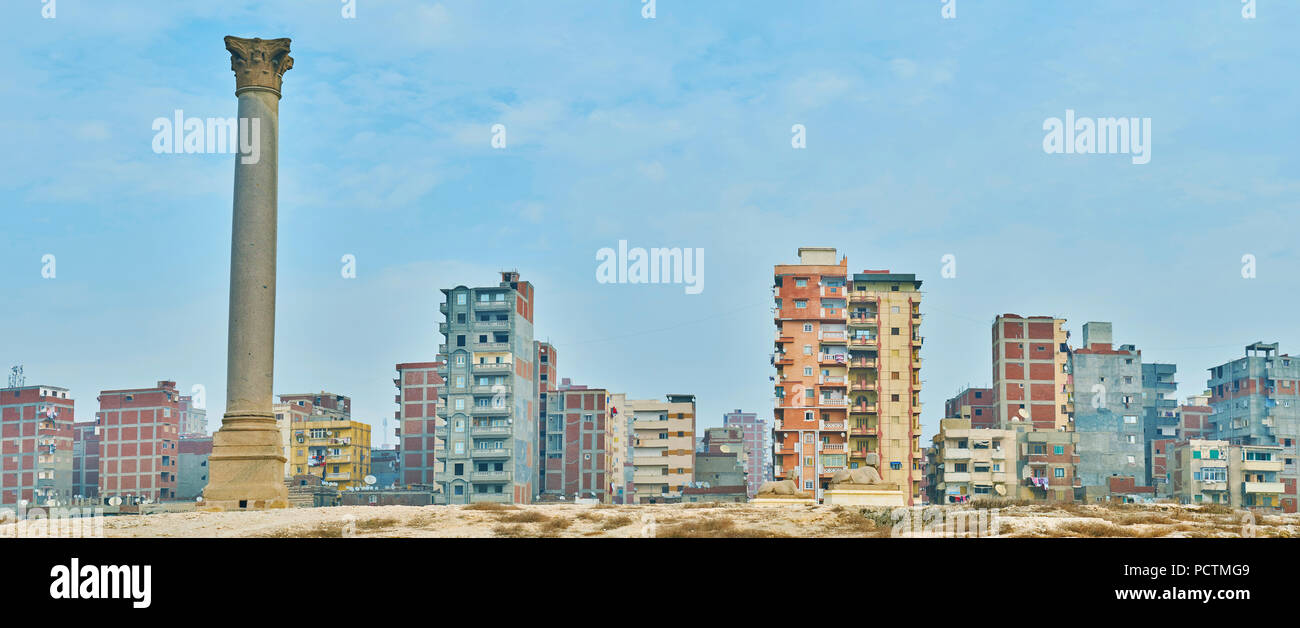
[655,516,790,538]
[355,516,399,530]
[496,510,551,524]
[463,502,519,511]
[599,515,635,530]
[541,517,572,532]
[492,524,529,537]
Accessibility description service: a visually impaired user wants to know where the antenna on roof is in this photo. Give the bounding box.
[8,365,24,389]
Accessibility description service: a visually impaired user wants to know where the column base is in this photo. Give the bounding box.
[203,411,289,511]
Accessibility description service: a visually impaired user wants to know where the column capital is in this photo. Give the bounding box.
[225,36,294,94]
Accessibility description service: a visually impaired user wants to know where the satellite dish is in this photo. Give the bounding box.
[364,475,377,486]
[108,496,122,506]
[196,496,204,503]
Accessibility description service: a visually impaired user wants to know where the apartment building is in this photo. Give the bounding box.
[991,314,1072,430]
[535,343,561,496]
[608,392,633,503]
[178,394,207,438]
[773,247,849,501]
[722,409,767,497]
[945,387,995,429]
[393,361,444,487]
[696,426,748,491]
[772,248,923,503]
[272,400,309,479]
[1017,428,1080,502]
[177,436,212,500]
[288,414,372,491]
[1073,322,1147,494]
[435,271,538,504]
[71,421,99,500]
[1141,363,1178,487]
[1172,439,1287,510]
[542,381,610,502]
[1206,342,1299,512]
[1,384,75,507]
[849,270,924,503]
[97,381,180,502]
[929,418,1018,504]
[279,391,352,418]
[628,395,696,503]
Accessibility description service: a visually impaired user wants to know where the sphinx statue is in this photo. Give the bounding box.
[830,453,888,488]
[756,479,801,496]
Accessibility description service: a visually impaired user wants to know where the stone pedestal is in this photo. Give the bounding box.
[750,496,817,506]
[822,484,907,508]
[203,36,294,511]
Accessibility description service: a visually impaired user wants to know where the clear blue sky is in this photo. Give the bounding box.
[3,1,1298,446]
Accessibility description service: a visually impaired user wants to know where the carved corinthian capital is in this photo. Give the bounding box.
[225,36,294,93]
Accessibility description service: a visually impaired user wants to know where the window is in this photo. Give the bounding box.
[795,300,807,309]
[803,367,813,376]
[1054,468,1065,478]
[891,327,900,335]
[803,324,813,332]
[1053,445,1064,455]
[1123,415,1137,424]
[795,279,807,287]
[456,293,466,305]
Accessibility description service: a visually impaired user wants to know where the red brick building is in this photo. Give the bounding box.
[394,362,444,487]
[97,381,181,502]
[1,384,75,507]
[541,379,608,501]
[535,342,557,493]
[992,314,1072,430]
[944,386,994,429]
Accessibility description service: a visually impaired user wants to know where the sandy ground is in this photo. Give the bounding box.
[7,500,1296,538]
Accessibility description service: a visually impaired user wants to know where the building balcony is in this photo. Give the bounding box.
[848,358,877,369]
[775,334,794,344]
[848,294,874,304]
[819,397,849,407]
[818,353,848,366]
[772,353,794,366]
[911,336,924,346]
[1243,481,1284,494]
[633,472,668,484]
[471,425,512,436]
[820,421,846,432]
[818,331,847,345]
[471,405,510,416]
[849,426,877,437]
[470,470,512,483]
[471,384,509,394]
[850,381,875,391]
[1197,481,1228,492]
[944,472,971,483]
[634,456,669,467]
[849,337,878,348]
[325,472,352,481]
[471,448,511,459]
[850,449,871,459]
[943,448,971,460]
[818,375,846,386]
[439,303,448,314]
[475,301,510,311]
[820,442,846,453]
[1242,459,1284,473]
[473,342,510,352]
[472,361,513,372]
[850,402,878,414]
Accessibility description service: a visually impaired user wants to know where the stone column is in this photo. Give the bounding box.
[203,36,294,511]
